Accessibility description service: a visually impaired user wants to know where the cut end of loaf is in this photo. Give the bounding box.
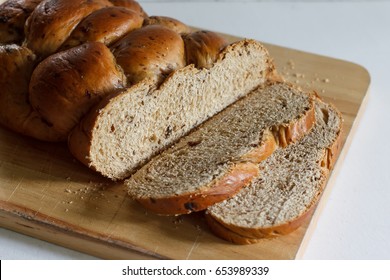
[82,39,273,180]
[207,100,343,242]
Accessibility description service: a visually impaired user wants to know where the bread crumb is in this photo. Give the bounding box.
[323,78,330,83]
[65,208,69,212]
[287,59,295,70]
[172,217,183,225]
[65,189,72,193]
[293,73,305,78]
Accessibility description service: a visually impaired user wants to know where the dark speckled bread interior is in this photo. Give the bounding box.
[205,99,343,244]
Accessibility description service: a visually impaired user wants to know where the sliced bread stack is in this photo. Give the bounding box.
[125,82,343,243]
[205,100,342,244]
[126,82,316,215]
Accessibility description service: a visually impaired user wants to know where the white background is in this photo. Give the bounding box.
[1,0,390,260]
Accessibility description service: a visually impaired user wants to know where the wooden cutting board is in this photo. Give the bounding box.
[0,33,370,259]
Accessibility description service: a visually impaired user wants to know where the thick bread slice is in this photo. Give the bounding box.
[126,83,316,215]
[68,40,274,180]
[205,99,343,244]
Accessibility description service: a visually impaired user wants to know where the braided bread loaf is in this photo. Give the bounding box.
[0,0,341,244]
[0,0,274,178]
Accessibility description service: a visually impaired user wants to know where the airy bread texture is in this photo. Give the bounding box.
[126,83,316,215]
[206,99,343,244]
[68,40,275,181]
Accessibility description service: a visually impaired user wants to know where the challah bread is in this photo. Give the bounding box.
[0,44,64,141]
[125,83,316,215]
[24,0,113,58]
[68,39,276,181]
[183,30,229,69]
[143,16,191,34]
[0,0,42,44]
[1,0,257,146]
[111,25,186,86]
[0,0,344,245]
[29,42,127,137]
[206,99,343,244]
[60,6,144,50]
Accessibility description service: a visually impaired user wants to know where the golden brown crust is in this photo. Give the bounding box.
[240,131,278,163]
[60,6,144,50]
[273,100,316,148]
[205,214,262,245]
[67,86,129,168]
[322,108,343,171]
[205,103,344,243]
[111,25,186,85]
[0,0,42,44]
[143,16,191,34]
[24,0,112,57]
[67,121,93,167]
[205,209,314,244]
[0,44,65,142]
[208,199,316,242]
[29,42,126,138]
[108,0,147,18]
[136,162,260,215]
[183,30,229,69]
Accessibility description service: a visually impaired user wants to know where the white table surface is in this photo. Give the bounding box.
[1,0,390,260]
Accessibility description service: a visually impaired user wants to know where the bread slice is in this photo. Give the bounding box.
[205,99,343,244]
[68,39,275,180]
[126,82,316,215]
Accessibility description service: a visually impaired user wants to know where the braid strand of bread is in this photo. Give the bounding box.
[0,0,232,142]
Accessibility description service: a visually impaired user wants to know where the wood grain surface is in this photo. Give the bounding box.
[0,33,370,259]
